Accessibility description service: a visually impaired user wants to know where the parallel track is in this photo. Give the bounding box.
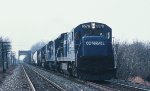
[22,64,65,91]
[45,69,150,91]
[32,65,120,91]
[80,79,150,91]
[25,64,117,91]
[85,81,119,91]
[106,80,150,91]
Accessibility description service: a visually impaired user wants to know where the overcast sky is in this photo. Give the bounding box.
[0,0,150,54]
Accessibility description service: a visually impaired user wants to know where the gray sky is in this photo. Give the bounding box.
[0,0,150,54]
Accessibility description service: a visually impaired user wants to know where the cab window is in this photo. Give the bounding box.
[107,32,110,39]
[75,32,81,40]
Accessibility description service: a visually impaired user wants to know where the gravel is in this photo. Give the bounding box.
[0,65,30,91]
[24,64,101,91]
[109,79,150,91]
[24,65,58,91]
[3,63,149,91]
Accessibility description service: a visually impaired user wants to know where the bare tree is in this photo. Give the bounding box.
[30,41,46,53]
[114,40,150,80]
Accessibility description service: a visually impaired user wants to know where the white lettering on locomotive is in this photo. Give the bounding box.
[82,24,91,28]
[86,41,105,45]
[82,24,105,29]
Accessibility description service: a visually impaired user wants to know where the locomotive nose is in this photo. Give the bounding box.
[82,36,108,57]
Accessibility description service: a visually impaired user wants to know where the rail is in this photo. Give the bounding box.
[23,64,66,91]
[22,65,36,91]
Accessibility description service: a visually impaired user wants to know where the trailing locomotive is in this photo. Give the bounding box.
[32,22,116,81]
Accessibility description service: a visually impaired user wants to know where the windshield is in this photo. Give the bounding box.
[85,30,100,36]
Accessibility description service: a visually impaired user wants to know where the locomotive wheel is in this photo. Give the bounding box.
[77,71,82,79]
[72,66,81,79]
[72,64,77,77]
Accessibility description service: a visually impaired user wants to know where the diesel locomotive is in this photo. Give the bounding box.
[32,22,116,81]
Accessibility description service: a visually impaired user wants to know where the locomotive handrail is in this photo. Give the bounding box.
[56,47,63,60]
[75,41,82,66]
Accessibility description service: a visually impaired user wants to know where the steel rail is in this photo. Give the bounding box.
[22,65,36,91]
[86,81,119,91]
[24,64,66,91]
[113,82,150,91]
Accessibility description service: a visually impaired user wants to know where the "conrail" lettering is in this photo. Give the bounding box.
[85,41,105,45]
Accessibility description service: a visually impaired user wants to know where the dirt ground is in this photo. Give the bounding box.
[0,65,17,84]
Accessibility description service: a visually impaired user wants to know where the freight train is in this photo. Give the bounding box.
[32,22,116,81]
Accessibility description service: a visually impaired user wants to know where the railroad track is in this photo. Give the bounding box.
[33,66,115,91]
[54,70,150,91]
[77,79,150,91]
[22,65,35,91]
[32,66,120,91]
[24,64,150,91]
[106,80,150,91]
[22,64,65,91]
[24,64,118,91]
[48,71,150,91]
[85,81,119,91]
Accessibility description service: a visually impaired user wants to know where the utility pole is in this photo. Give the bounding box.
[1,42,5,72]
[10,51,15,65]
[0,42,10,73]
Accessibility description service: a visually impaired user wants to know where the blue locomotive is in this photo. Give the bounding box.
[32,22,116,81]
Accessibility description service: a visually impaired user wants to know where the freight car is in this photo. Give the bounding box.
[32,22,116,81]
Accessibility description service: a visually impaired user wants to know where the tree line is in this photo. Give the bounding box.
[114,40,150,81]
